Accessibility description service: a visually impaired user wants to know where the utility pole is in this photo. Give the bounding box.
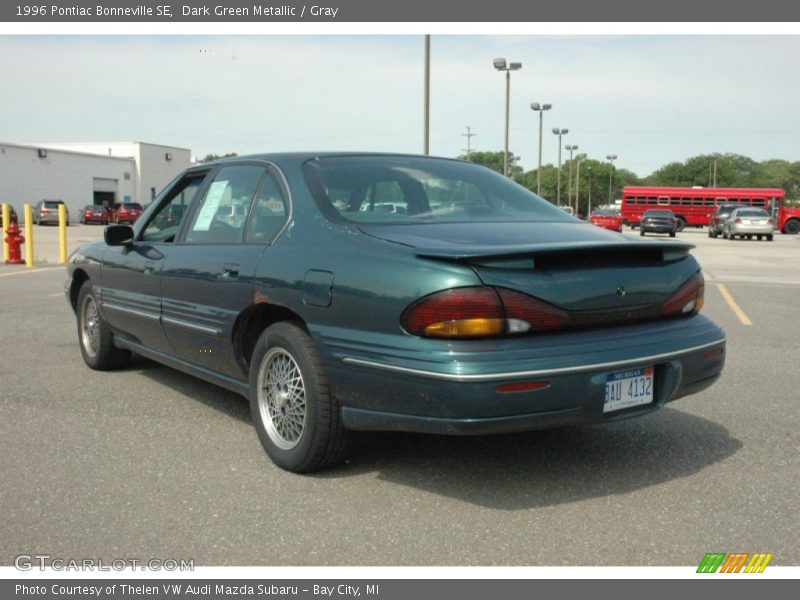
[423,35,430,155]
[461,126,476,160]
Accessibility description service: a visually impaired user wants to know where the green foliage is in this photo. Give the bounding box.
[458,151,524,181]
[201,152,239,162]
[459,150,800,210]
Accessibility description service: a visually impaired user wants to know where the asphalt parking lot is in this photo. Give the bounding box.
[1,224,798,566]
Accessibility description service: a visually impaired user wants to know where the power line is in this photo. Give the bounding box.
[461,126,476,160]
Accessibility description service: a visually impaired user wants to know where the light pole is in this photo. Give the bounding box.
[530,102,552,195]
[494,58,522,177]
[606,154,618,205]
[575,157,582,216]
[565,144,578,207]
[587,165,593,213]
[552,128,569,205]
[423,35,430,155]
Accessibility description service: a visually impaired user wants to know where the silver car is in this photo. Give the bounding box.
[723,207,774,241]
[33,199,70,226]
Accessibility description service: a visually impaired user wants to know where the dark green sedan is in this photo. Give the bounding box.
[65,153,726,472]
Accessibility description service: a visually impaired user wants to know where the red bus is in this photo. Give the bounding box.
[621,186,800,234]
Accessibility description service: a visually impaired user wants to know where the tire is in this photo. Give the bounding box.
[784,220,800,235]
[249,322,350,473]
[639,229,645,236]
[756,235,762,241]
[669,231,676,237]
[676,218,686,232]
[76,281,130,370]
[767,234,773,241]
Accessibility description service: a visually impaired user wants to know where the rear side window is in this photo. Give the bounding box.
[185,165,266,244]
[245,171,289,243]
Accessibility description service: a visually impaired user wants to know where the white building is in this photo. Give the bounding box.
[0,141,191,219]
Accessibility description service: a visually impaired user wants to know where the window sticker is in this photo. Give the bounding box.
[193,180,229,231]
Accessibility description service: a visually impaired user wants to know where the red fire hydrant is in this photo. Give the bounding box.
[4,221,25,264]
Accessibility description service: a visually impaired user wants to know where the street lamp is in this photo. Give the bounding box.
[575,157,582,216]
[565,144,578,207]
[587,165,593,213]
[494,58,522,177]
[530,102,552,195]
[606,154,618,205]
[552,127,569,205]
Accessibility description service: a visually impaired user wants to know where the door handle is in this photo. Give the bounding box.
[222,263,240,280]
[144,261,156,275]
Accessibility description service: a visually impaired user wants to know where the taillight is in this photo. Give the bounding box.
[402,287,504,338]
[767,219,774,225]
[661,271,704,316]
[402,287,568,339]
[735,218,742,224]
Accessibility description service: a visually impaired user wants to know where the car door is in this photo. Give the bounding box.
[159,163,288,379]
[99,171,210,354]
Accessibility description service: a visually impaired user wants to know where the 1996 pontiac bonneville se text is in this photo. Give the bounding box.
[66,153,726,472]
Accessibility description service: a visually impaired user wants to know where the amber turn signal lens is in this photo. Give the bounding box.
[424,318,505,338]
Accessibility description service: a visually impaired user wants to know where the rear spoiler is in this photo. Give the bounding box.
[413,240,694,261]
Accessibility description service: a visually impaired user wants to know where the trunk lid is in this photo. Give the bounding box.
[360,222,695,311]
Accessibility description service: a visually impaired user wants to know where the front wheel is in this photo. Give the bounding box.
[639,229,645,236]
[249,322,350,473]
[77,281,130,370]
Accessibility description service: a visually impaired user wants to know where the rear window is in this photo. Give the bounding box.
[736,209,769,217]
[643,210,674,217]
[717,205,738,215]
[303,156,570,225]
[123,203,143,210]
[44,201,62,208]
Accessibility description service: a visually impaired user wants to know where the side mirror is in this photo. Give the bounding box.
[104,224,134,246]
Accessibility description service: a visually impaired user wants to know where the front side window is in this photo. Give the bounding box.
[184,165,266,244]
[141,174,207,242]
[304,156,570,224]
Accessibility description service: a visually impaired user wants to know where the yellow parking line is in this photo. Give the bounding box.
[717,283,752,326]
[0,267,63,278]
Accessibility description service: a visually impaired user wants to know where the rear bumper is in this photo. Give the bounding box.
[641,223,676,233]
[730,224,773,235]
[317,315,726,434]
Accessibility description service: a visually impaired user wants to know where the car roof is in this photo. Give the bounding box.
[193,152,469,170]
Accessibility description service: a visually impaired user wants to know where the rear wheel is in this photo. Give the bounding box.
[767,234,773,241]
[639,229,645,237]
[756,235,762,241]
[669,231,676,237]
[676,218,687,232]
[784,220,800,235]
[249,322,350,473]
[77,281,130,370]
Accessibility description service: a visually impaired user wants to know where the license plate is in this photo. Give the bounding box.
[604,366,654,413]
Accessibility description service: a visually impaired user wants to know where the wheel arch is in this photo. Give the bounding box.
[69,269,90,313]
[233,302,308,375]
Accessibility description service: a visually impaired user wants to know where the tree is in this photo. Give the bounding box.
[458,150,524,181]
[201,152,238,162]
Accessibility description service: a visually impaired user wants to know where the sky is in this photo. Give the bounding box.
[2,34,799,177]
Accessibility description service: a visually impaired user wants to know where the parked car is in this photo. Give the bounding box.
[66,153,726,472]
[588,209,624,232]
[639,209,678,237]
[110,202,144,224]
[723,207,774,241]
[559,206,575,215]
[79,204,111,225]
[0,204,18,227]
[153,203,187,230]
[33,199,69,226]
[708,204,740,238]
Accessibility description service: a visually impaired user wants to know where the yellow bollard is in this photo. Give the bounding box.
[1,202,9,262]
[58,203,68,264]
[24,204,34,268]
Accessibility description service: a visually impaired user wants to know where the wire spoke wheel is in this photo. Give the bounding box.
[80,294,100,358]
[257,348,307,450]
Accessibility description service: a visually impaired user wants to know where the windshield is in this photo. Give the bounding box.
[304,156,571,225]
